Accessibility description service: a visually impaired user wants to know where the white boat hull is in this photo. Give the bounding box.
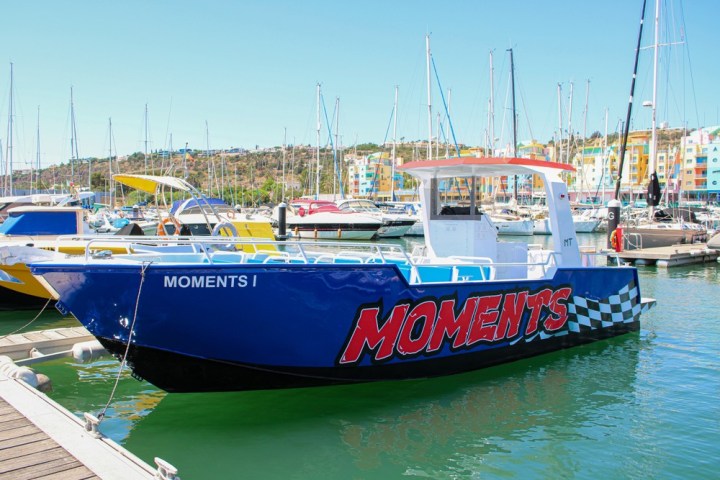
[494,219,534,236]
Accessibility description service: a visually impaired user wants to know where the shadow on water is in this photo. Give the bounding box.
[0,308,78,336]
[100,334,644,479]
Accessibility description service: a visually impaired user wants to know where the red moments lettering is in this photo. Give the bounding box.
[338,287,572,365]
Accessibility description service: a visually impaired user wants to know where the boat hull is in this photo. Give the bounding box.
[285,224,379,240]
[33,263,648,392]
[494,219,534,236]
[376,220,416,238]
[97,320,638,392]
[622,225,707,250]
[0,282,53,310]
[0,262,54,309]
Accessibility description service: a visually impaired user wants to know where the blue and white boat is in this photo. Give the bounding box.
[30,157,655,392]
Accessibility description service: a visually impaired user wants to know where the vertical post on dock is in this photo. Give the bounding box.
[607,199,621,250]
[277,202,287,240]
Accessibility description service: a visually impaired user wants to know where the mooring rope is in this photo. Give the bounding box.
[0,297,53,341]
[98,261,152,422]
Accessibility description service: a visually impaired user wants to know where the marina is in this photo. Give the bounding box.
[0,244,717,478]
[0,0,718,478]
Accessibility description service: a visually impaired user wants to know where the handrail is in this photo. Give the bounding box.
[72,236,573,282]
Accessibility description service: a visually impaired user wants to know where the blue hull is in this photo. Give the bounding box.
[33,263,644,392]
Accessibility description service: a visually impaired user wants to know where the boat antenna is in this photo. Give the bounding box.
[614,0,648,201]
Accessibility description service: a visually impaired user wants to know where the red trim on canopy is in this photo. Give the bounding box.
[399,156,575,172]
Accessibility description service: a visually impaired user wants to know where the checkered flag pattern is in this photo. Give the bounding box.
[566,279,642,333]
[523,279,654,343]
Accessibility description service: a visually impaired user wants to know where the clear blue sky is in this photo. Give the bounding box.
[1,0,717,170]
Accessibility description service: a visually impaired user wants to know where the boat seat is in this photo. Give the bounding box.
[452,265,493,281]
[410,265,455,284]
[313,254,364,264]
[209,252,247,264]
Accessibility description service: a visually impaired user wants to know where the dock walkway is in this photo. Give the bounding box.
[0,396,100,479]
[616,243,719,267]
[0,371,159,479]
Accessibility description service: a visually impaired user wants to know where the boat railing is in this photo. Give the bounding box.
[624,232,643,251]
[76,236,568,284]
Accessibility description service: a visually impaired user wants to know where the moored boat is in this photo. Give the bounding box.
[274,199,383,240]
[30,157,655,392]
[336,198,416,238]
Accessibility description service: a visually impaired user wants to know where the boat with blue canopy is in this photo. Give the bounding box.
[29,157,656,392]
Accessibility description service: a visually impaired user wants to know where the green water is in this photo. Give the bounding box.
[6,235,720,479]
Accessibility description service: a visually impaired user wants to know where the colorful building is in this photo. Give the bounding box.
[680,126,720,201]
[345,152,405,199]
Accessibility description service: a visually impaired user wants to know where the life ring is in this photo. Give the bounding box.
[298,206,306,217]
[610,229,618,250]
[227,210,236,219]
[158,217,182,236]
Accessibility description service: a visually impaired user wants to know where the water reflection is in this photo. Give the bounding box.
[0,308,75,336]
[113,335,642,479]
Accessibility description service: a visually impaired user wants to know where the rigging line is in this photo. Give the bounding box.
[430,56,461,157]
[97,261,152,423]
[0,298,52,341]
[517,84,535,141]
[320,93,345,198]
[366,107,396,201]
[382,106,394,145]
[676,0,700,130]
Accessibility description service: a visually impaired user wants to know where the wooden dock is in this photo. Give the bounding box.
[0,364,166,480]
[615,243,719,267]
[0,396,101,479]
[0,327,94,361]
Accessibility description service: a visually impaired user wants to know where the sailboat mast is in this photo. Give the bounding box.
[489,50,495,156]
[426,34,432,161]
[34,106,40,194]
[205,120,211,196]
[108,118,113,207]
[69,86,79,188]
[581,80,590,201]
[557,83,563,163]
[391,85,398,201]
[649,0,660,176]
[648,0,661,219]
[568,83,574,161]
[5,63,13,196]
[290,139,296,200]
[602,108,609,202]
[144,104,149,175]
[508,48,517,198]
[282,127,287,202]
[334,96,340,199]
[614,0,648,200]
[315,83,321,200]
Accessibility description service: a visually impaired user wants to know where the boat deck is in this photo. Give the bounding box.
[615,243,719,267]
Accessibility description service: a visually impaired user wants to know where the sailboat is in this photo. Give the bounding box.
[615,0,707,251]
